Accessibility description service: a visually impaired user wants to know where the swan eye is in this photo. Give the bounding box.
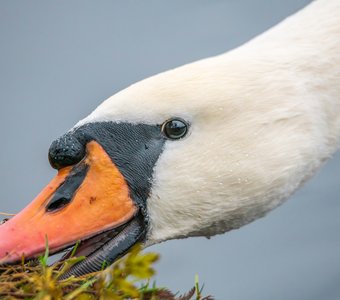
[162,118,188,140]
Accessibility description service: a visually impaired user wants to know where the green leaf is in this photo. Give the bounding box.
[38,235,49,268]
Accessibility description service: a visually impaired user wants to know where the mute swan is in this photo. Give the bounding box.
[0,0,339,283]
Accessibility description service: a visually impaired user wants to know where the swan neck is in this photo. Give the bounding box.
[250,0,340,150]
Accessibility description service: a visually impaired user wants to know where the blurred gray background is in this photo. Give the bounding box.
[1,1,340,299]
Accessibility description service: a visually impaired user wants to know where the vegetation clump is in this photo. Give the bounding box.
[0,243,213,300]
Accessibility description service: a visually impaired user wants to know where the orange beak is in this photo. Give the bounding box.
[0,141,137,265]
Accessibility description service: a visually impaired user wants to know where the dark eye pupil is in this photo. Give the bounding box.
[163,119,188,139]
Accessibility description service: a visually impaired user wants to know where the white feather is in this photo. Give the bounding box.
[76,0,340,245]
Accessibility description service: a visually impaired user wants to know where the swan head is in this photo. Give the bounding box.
[0,49,328,276]
[82,54,327,243]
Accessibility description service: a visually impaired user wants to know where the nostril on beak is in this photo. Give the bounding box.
[46,196,70,212]
[46,163,89,212]
[48,134,86,170]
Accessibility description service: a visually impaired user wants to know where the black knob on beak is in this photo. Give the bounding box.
[48,134,86,170]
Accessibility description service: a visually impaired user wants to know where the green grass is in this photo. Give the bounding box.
[0,244,213,300]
